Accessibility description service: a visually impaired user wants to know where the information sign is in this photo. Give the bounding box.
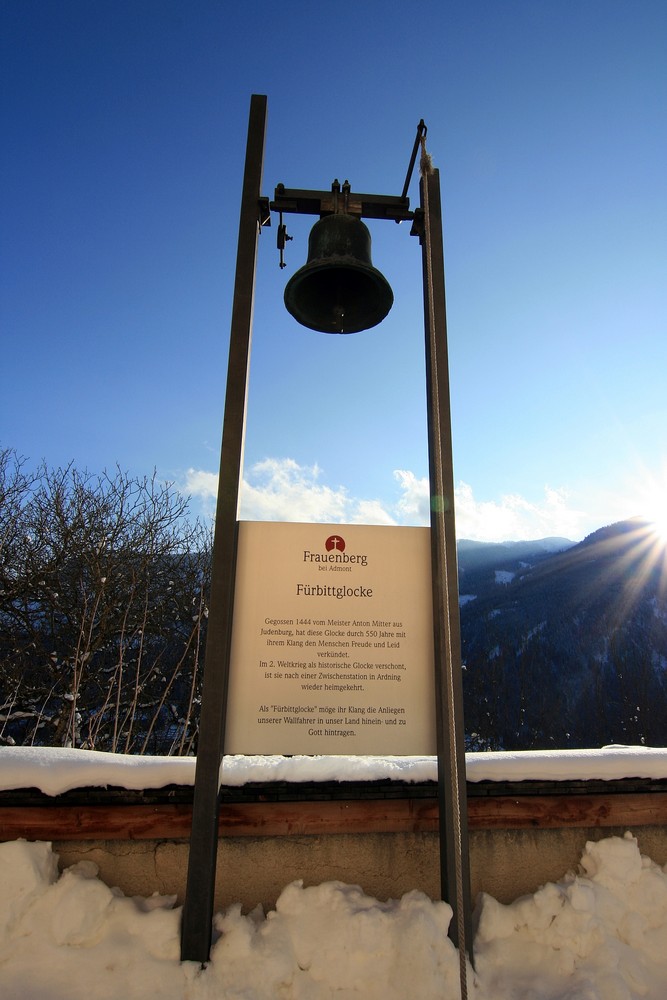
[225,521,436,754]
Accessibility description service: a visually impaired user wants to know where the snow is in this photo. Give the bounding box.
[494,570,515,584]
[3,748,667,994]
[2,746,667,796]
[2,833,667,998]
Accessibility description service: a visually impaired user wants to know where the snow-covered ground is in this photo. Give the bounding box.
[2,834,667,999]
[3,746,667,997]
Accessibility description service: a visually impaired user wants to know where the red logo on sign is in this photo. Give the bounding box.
[325,535,345,553]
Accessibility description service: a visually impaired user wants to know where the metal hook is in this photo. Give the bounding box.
[277,210,292,268]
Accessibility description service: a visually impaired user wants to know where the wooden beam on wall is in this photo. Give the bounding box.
[3,792,667,842]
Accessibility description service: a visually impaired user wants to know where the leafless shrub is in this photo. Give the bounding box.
[0,448,211,753]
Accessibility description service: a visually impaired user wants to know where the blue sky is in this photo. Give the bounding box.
[2,0,666,542]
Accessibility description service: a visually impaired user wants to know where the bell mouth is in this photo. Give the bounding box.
[284,257,394,334]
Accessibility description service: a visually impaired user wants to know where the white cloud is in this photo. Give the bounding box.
[240,458,350,523]
[182,458,586,541]
[390,473,585,540]
[182,468,219,516]
[184,458,397,526]
[393,470,431,524]
[349,499,396,526]
[453,481,585,542]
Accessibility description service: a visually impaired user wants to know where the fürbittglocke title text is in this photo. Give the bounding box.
[298,548,372,599]
[296,584,373,599]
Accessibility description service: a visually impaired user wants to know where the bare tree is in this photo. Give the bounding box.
[0,450,211,753]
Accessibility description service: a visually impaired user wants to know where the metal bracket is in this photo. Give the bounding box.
[410,208,425,242]
[258,196,271,229]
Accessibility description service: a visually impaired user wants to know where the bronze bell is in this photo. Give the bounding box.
[284,213,393,334]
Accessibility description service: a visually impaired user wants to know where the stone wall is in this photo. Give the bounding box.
[53,823,667,913]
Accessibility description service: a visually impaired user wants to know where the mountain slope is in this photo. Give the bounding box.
[459,519,667,750]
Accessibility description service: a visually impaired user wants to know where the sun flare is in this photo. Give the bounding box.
[648,511,667,544]
[640,495,667,545]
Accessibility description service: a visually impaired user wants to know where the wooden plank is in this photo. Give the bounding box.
[469,792,667,830]
[0,804,194,841]
[2,792,667,842]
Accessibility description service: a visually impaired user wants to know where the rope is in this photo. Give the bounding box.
[420,133,470,1000]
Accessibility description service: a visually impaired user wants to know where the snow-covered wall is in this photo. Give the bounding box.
[3,745,667,913]
[1,745,667,797]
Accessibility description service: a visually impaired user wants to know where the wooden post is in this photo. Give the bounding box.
[180,94,267,964]
[420,166,474,973]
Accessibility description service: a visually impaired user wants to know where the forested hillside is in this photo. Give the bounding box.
[460,519,667,749]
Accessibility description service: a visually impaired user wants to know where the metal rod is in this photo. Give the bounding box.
[420,167,474,979]
[401,119,427,202]
[180,93,267,965]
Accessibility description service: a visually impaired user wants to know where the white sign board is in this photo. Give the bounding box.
[225,521,436,754]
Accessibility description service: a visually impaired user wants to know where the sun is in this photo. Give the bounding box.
[648,510,667,544]
[639,479,667,545]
